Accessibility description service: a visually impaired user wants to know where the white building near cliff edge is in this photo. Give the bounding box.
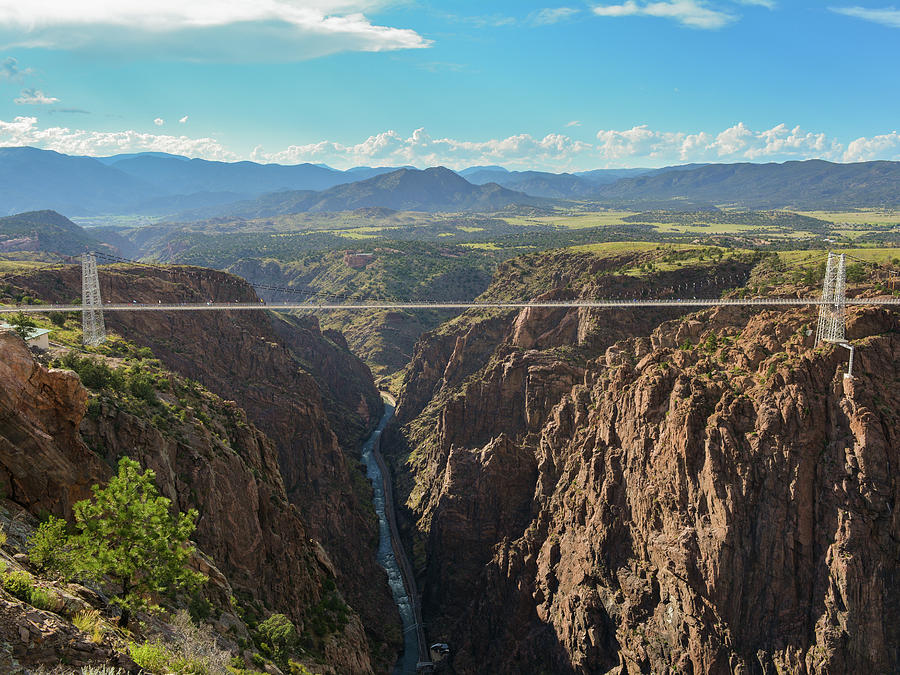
[0,323,51,350]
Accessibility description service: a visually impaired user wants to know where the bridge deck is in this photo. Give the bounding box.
[1,298,899,313]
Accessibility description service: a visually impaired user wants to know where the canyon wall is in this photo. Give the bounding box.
[0,329,374,672]
[2,264,399,672]
[385,251,899,673]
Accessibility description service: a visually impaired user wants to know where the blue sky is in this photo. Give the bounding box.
[0,0,898,170]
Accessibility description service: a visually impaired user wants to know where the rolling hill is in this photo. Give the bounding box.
[179,166,544,219]
[0,210,109,256]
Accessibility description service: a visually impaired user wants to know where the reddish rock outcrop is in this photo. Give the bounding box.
[0,330,107,516]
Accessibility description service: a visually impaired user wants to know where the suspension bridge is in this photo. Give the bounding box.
[0,251,894,377]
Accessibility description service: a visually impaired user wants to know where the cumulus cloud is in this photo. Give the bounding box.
[154,117,165,126]
[14,88,58,104]
[844,131,900,162]
[592,0,736,29]
[179,115,189,123]
[1,117,898,168]
[0,55,31,81]
[0,115,235,159]
[530,7,580,25]
[0,1,431,61]
[251,123,893,169]
[830,6,900,28]
[594,123,843,163]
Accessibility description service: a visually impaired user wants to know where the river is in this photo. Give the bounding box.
[361,397,420,674]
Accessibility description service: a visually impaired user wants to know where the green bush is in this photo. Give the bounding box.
[1,570,57,610]
[126,369,158,404]
[48,311,69,328]
[258,613,297,655]
[57,353,123,391]
[129,641,173,674]
[28,515,79,580]
[846,262,867,283]
[169,656,211,675]
[2,570,34,602]
[28,586,56,611]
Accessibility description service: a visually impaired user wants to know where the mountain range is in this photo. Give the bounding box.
[0,146,899,218]
[591,159,900,209]
[0,147,405,216]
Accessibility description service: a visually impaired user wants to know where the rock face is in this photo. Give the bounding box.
[0,330,107,516]
[385,252,900,674]
[2,264,399,672]
[0,329,374,673]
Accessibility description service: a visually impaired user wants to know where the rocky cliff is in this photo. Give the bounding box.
[0,329,372,672]
[385,250,900,673]
[1,264,399,672]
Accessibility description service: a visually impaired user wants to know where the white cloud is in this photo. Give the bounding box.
[830,6,900,28]
[13,88,58,104]
[844,132,900,162]
[737,0,775,7]
[0,1,431,61]
[179,115,189,123]
[154,117,165,126]
[594,123,844,163]
[530,7,580,25]
[0,115,235,159]
[592,1,736,29]
[1,117,898,169]
[566,120,582,127]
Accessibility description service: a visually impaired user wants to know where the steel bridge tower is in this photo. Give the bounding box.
[81,252,106,346]
[815,252,853,378]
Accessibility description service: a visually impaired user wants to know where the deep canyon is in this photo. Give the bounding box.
[1,248,898,674]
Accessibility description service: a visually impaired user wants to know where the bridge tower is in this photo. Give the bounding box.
[81,252,106,346]
[815,252,853,378]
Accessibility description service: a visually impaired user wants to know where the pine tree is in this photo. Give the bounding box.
[8,311,36,340]
[70,457,205,627]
